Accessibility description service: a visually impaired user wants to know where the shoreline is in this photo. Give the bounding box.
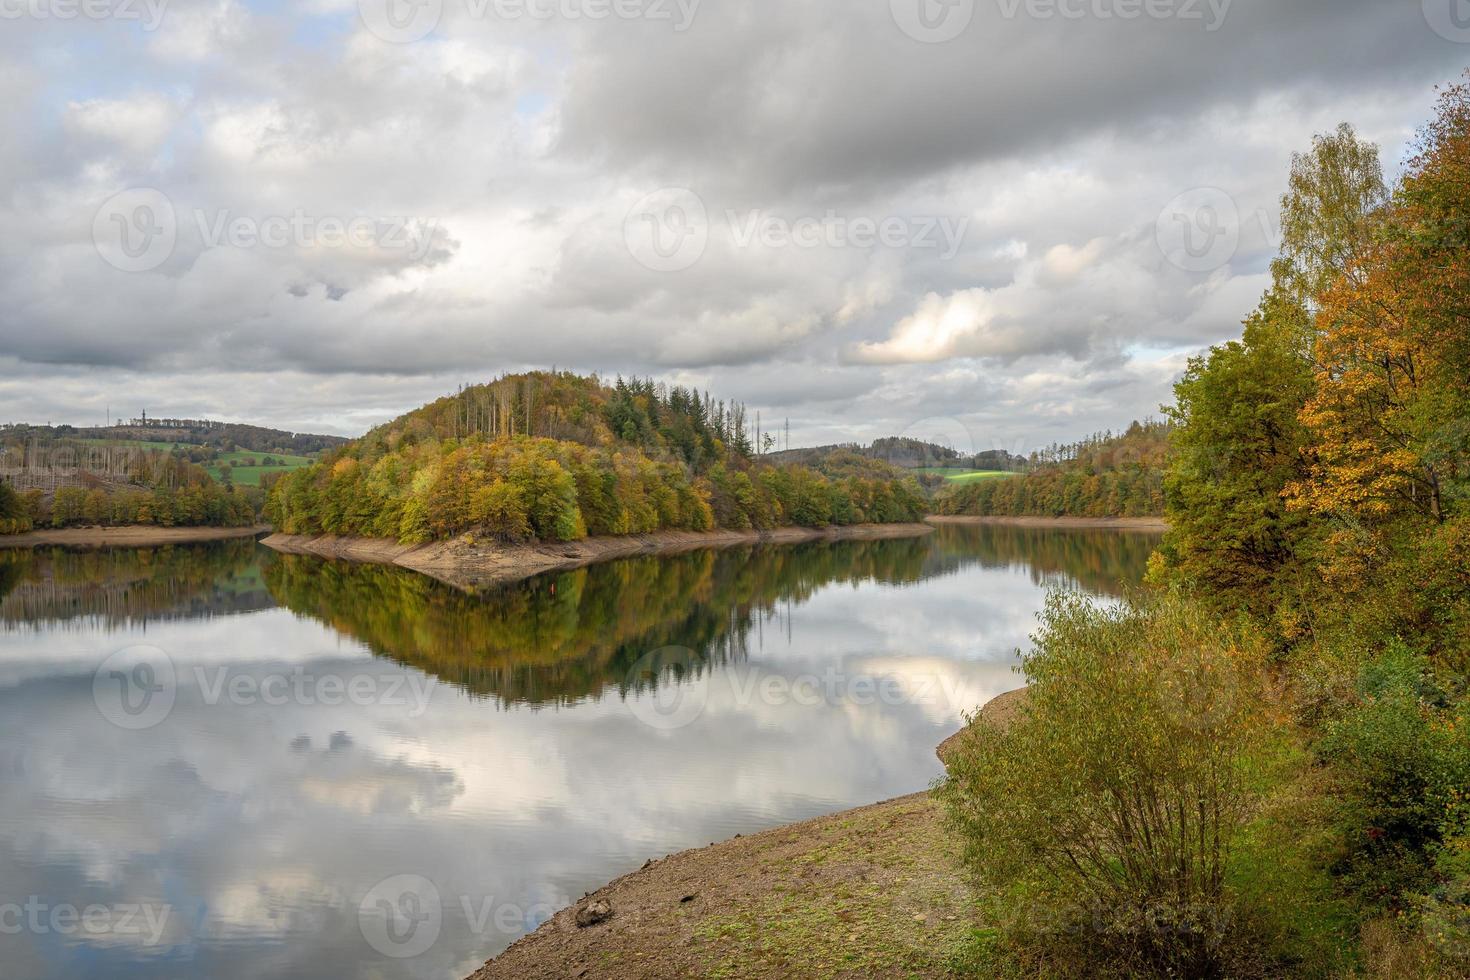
[927,514,1167,531]
[0,525,271,550]
[468,689,1028,979]
[263,522,936,592]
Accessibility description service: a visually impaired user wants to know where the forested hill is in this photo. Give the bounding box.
[769,438,1026,473]
[268,372,927,544]
[935,420,1169,518]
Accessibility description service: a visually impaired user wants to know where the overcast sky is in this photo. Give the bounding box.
[0,0,1464,452]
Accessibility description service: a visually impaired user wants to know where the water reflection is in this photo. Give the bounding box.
[0,523,1157,980]
[265,527,1155,709]
[0,541,271,630]
[264,537,933,707]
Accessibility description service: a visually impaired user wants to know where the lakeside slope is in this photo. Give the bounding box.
[0,525,270,549]
[263,523,936,591]
[468,690,1028,980]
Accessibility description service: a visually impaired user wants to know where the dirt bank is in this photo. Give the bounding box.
[263,523,936,592]
[468,690,1027,980]
[937,687,1029,764]
[0,525,271,550]
[926,515,1167,531]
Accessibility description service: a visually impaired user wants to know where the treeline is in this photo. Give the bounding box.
[940,81,1470,978]
[935,420,1169,518]
[4,421,346,456]
[0,451,262,534]
[268,372,927,544]
[771,437,1026,473]
[36,482,261,530]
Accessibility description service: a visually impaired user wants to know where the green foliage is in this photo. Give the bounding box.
[270,373,924,544]
[0,480,30,535]
[936,421,1168,518]
[1271,122,1388,311]
[1318,642,1470,913]
[1154,289,1317,625]
[937,592,1282,977]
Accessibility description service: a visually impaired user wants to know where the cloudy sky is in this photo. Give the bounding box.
[1,0,1465,452]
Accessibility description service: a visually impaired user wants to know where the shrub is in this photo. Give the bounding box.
[1318,641,1470,920]
[936,592,1278,977]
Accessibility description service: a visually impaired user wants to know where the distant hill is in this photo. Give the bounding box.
[770,438,1027,475]
[5,421,347,455]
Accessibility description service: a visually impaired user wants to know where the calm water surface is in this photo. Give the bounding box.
[0,524,1157,980]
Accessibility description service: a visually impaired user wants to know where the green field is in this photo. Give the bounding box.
[915,468,1017,483]
[78,440,315,487]
[206,451,315,487]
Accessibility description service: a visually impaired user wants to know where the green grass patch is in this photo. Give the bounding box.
[207,451,314,487]
[916,468,1017,483]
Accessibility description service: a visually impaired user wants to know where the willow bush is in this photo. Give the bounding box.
[937,592,1278,977]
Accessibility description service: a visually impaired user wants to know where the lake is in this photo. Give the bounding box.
[0,523,1158,980]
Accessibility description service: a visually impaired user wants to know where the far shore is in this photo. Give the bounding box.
[264,522,937,592]
[926,514,1168,531]
[469,689,1029,979]
[0,524,271,550]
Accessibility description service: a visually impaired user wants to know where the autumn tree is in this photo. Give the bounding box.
[1289,82,1470,529]
[1156,123,1387,626]
[1158,289,1316,622]
[1271,122,1388,316]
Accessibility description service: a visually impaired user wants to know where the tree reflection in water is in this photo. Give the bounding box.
[265,524,1159,707]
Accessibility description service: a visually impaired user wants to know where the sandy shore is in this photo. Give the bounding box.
[468,689,1028,980]
[263,523,936,592]
[927,515,1168,531]
[0,525,271,549]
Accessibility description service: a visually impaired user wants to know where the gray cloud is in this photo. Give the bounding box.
[0,0,1463,442]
